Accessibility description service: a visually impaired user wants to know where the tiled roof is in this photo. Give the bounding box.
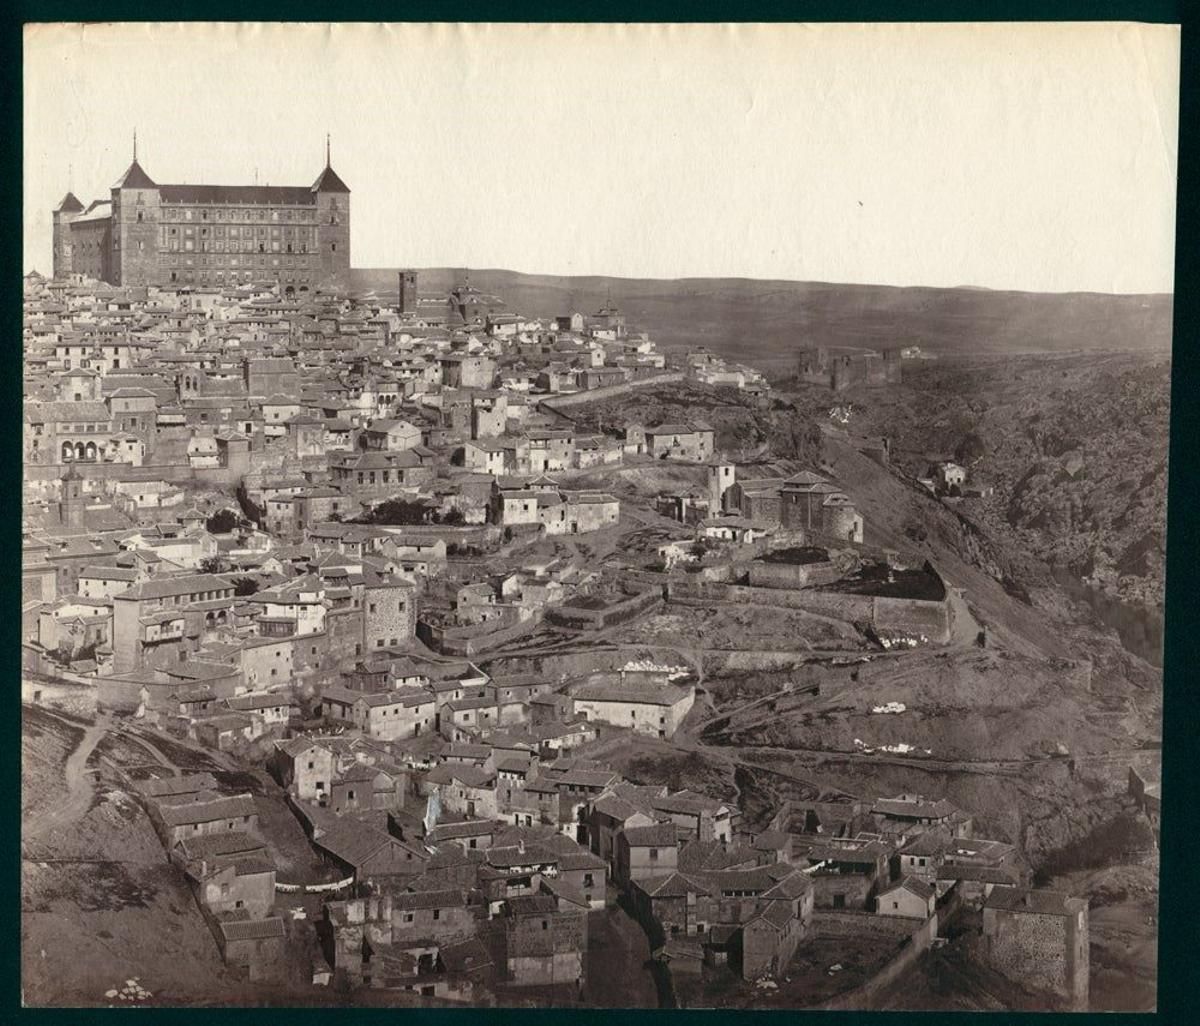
[393,888,466,911]
[113,159,157,189]
[313,820,397,868]
[218,917,285,942]
[311,165,351,194]
[157,793,257,827]
[622,824,678,848]
[159,183,314,205]
[56,191,84,213]
[983,887,1086,916]
[137,772,218,798]
[881,876,936,901]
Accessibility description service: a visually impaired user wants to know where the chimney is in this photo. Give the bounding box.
[518,839,525,855]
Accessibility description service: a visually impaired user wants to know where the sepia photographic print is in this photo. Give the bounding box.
[20,21,1176,1011]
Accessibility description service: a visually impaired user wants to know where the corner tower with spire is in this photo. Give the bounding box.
[312,132,351,281]
[51,190,85,279]
[110,130,161,286]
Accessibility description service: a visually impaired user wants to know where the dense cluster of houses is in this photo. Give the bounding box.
[129,673,1082,1004]
[19,272,713,682]
[22,269,1096,1008]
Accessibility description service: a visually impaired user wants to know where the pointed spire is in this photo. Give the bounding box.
[133,128,137,162]
[326,132,331,168]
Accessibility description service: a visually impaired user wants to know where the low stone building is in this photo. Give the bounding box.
[215,917,287,979]
[152,792,260,847]
[875,877,936,919]
[572,681,695,740]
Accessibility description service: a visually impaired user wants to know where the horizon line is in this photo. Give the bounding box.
[349,266,1176,301]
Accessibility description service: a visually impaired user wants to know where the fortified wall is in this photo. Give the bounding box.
[536,371,684,415]
[663,568,953,643]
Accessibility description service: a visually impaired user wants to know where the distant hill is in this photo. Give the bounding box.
[347,267,1173,375]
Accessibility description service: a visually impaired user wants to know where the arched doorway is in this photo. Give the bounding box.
[284,285,295,299]
[84,441,97,461]
[74,442,86,461]
[62,441,74,462]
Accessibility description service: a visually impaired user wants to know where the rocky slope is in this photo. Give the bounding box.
[783,350,1170,611]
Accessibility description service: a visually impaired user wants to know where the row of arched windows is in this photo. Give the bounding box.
[61,440,102,461]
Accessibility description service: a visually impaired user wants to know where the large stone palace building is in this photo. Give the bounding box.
[52,137,350,291]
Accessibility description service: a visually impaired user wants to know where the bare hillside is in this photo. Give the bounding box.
[346,267,1172,374]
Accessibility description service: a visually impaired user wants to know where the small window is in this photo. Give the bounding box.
[432,909,440,921]
[541,920,548,931]
[649,848,658,861]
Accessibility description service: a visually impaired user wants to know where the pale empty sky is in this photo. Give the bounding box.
[24,21,1180,292]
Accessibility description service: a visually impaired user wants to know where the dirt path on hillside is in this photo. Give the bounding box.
[23,710,111,844]
[111,726,179,774]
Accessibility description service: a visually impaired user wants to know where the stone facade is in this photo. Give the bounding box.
[53,144,350,289]
[363,579,417,652]
[981,889,1089,1010]
[502,904,587,986]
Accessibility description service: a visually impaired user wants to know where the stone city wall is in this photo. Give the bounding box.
[536,372,684,414]
[22,673,98,719]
